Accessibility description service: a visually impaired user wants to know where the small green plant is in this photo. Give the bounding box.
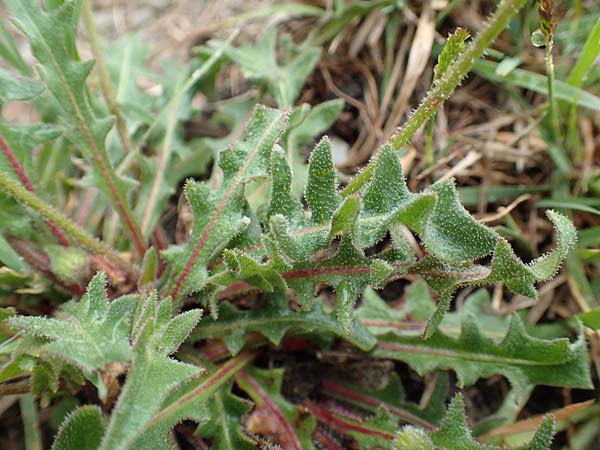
[0,0,595,449]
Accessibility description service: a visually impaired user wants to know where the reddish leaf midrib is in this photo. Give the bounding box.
[237,370,304,450]
[171,111,286,300]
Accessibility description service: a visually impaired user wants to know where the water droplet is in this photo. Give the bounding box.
[531,29,546,48]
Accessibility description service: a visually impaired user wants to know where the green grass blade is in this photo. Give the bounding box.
[473,60,600,111]
[537,199,600,216]
[566,17,600,87]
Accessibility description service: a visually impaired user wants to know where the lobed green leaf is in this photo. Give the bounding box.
[7,272,136,386]
[127,352,254,450]
[6,0,145,254]
[98,293,203,450]
[194,293,376,354]
[422,394,555,450]
[163,105,288,301]
[195,382,256,450]
[184,122,576,337]
[211,29,320,107]
[373,313,592,399]
[0,67,44,103]
[52,405,105,450]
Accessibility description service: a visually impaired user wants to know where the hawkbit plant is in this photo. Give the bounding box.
[0,0,593,449]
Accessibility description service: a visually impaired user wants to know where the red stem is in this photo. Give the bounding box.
[303,400,395,441]
[314,429,343,450]
[236,369,304,450]
[217,262,411,300]
[200,333,265,361]
[321,381,436,430]
[284,265,372,279]
[151,224,169,277]
[0,135,70,247]
[84,129,147,258]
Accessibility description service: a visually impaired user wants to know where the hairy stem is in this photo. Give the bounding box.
[541,5,561,144]
[81,0,132,153]
[0,170,132,272]
[0,136,70,246]
[341,0,528,196]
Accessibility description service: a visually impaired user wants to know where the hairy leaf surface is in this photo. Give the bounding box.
[52,405,105,450]
[195,382,256,450]
[7,272,136,391]
[98,293,202,450]
[6,0,144,252]
[373,313,591,397]
[394,394,555,450]
[202,139,575,336]
[422,394,554,450]
[163,105,288,300]
[127,353,254,450]
[194,293,376,354]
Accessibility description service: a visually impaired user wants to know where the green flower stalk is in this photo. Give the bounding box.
[342,0,528,197]
[0,169,131,272]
